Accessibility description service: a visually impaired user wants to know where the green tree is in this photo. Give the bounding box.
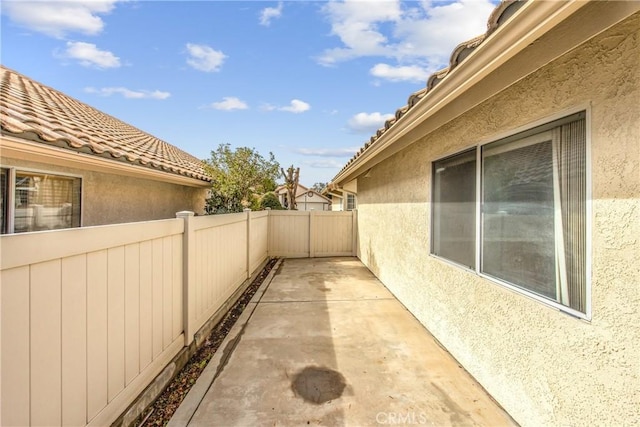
[204,144,280,214]
[259,192,284,210]
[312,182,328,193]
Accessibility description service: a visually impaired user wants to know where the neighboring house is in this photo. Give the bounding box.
[0,66,211,234]
[323,181,357,211]
[276,183,331,211]
[330,2,639,426]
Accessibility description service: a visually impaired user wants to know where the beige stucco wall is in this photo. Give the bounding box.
[1,157,208,226]
[356,13,639,427]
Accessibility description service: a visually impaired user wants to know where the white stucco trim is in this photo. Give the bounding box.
[1,136,211,188]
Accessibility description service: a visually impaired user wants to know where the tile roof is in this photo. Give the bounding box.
[335,0,526,179]
[0,66,211,182]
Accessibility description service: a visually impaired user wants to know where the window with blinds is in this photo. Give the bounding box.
[346,193,356,211]
[431,112,588,315]
[432,149,476,269]
[1,169,82,234]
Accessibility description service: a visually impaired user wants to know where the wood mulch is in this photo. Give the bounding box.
[133,258,278,427]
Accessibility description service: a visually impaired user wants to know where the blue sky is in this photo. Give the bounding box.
[1,0,496,186]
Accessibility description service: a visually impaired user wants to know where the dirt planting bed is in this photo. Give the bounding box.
[133,258,278,427]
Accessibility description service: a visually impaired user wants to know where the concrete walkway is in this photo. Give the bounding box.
[169,257,516,427]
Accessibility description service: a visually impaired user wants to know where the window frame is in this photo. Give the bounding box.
[430,147,478,270]
[430,107,592,320]
[346,192,356,211]
[0,166,83,234]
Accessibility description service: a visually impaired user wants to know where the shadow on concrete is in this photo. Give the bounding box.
[178,257,517,427]
[186,257,351,426]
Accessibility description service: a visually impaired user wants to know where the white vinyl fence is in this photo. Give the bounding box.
[0,219,185,427]
[0,209,356,427]
[268,210,357,258]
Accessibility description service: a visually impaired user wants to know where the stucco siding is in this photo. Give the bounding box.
[1,158,208,226]
[356,13,639,427]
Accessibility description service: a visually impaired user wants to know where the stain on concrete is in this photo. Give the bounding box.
[313,279,331,293]
[300,272,332,292]
[216,334,241,377]
[291,366,347,404]
[214,311,251,380]
[274,260,285,277]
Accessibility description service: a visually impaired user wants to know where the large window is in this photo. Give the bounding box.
[432,149,476,268]
[431,112,588,315]
[482,133,557,299]
[1,168,81,234]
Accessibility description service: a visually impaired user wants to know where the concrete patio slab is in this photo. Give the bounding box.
[169,257,516,427]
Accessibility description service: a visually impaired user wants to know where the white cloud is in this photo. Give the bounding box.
[85,87,170,100]
[393,0,496,62]
[2,0,120,38]
[293,147,358,157]
[260,2,283,26]
[303,159,345,169]
[208,97,249,111]
[370,63,429,83]
[280,99,311,113]
[186,43,226,72]
[347,112,394,133]
[61,41,121,69]
[317,0,402,65]
[317,0,496,79]
[263,99,311,114]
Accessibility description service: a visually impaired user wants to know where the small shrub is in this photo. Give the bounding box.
[260,192,284,210]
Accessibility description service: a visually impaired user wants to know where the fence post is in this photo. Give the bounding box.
[176,211,196,346]
[265,208,271,258]
[245,209,251,279]
[352,209,358,256]
[309,210,315,258]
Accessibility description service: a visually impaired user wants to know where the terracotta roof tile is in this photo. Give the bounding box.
[0,66,211,182]
[335,0,526,178]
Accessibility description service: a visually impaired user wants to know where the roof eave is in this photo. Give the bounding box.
[1,135,211,188]
[331,0,589,186]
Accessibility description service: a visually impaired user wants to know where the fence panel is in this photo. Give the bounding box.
[268,211,310,257]
[311,211,355,257]
[62,254,87,426]
[87,250,108,421]
[31,260,62,426]
[250,211,269,273]
[0,219,184,427]
[0,209,358,427]
[189,213,248,336]
[268,210,356,257]
[1,266,30,426]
